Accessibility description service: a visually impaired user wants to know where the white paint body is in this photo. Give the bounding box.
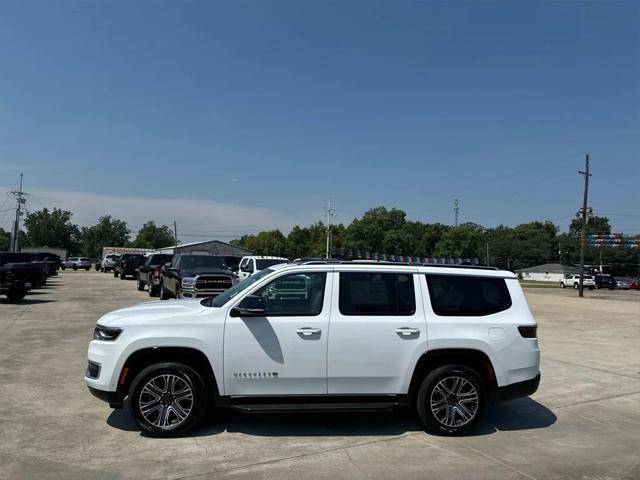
[86,264,540,398]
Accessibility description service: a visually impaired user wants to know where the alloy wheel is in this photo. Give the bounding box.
[138,374,194,429]
[429,376,479,428]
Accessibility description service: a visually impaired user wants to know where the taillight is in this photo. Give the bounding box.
[518,326,537,338]
[154,266,161,277]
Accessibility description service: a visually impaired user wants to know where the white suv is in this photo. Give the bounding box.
[85,261,540,437]
[560,274,595,290]
[237,256,290,280]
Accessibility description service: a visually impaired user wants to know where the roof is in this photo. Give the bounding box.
[153,239,252,255]
[517,263,580,274]
[271,262,516,279]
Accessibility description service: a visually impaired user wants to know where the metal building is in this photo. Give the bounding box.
[153,240,252,258]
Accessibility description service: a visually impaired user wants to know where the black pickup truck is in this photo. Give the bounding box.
[0,266,30,302]
[159,254,237,300]
[114,254,146,279]
[29,252,61,276]
[0,252,48,288]
[137,253,174,296]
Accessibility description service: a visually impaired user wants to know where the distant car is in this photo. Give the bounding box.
[114,254,146,279]
[137,253,174,296]
[560,274,595,290]
[100,254,120,272]
[615,278,630,290]
[62,257,92,271]
[630,279,640,290]
[237,256,290,280]
[594,274,616,290]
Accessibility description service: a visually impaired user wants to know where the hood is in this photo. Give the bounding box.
[97,299,212,327]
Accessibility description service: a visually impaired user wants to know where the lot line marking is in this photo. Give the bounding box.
[552,390,640,410]
[452,440,539,480]
[173,432,423,480]
[544,357,640,381]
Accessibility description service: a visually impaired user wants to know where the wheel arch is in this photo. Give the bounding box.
[407,349,498,404]
[117,347,219,404]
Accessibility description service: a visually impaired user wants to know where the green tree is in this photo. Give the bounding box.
[433,225,485,258]
[80,215,130,258]
[130,221,175,250]
[569,216,611,236]
[23,208,80,253]
[234,230,287,256]
[345,207,407,252]
[0,228,10,251]
[420,223,449,256]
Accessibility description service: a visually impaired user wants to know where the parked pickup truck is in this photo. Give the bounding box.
[159,254,237,300]
[137,254,174,296]
[115,254,146,279]
[0,252,48,288]
[0,266,30,302]
[29,252,61,276]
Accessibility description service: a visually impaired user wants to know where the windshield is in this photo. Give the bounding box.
[181,255,227,270]
[256,259,289,270]
[202,268,274,307]
[150,254,173,265]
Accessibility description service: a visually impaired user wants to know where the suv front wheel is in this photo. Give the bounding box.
[129,362,207,437]
[416,365,486,436]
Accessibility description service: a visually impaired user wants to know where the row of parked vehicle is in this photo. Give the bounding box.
[560,274,640,290]
[0,251,63,302]
[99,252,291,300]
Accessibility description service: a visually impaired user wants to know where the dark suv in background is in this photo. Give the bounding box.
[137,253,174,296]
[594,274,616,290]
[114,254,146,279]
[159,254,236,299]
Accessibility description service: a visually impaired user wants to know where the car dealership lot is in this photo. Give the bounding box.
[0,272,638,480]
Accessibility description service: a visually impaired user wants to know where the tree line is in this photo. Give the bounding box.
[0,208,175,259]
[1,206,637,276]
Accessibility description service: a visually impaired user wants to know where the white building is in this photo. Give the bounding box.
[517,263,580,282]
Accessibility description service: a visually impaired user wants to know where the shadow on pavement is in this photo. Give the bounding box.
[107,397,555,438]
[0,297,57,305]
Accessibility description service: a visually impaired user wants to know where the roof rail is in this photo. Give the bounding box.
[294,260,499,270]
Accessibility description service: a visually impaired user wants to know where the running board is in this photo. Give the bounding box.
[230,402,398,413]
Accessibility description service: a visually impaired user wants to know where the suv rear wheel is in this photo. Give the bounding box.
[160,282,170,300]
[137,277,145,291]
[416,365,486,436]
[129,362,207,437]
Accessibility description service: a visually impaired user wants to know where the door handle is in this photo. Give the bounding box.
[395,327,420,336]
[297,327,321,336]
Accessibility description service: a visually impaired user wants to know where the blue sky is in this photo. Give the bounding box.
[0,0,638,241]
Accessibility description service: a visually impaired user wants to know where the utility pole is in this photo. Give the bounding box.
[454,199,459,227]
[10,173,26,252]
[486,242,490,266]
[173,220,178,254]
[578,154,591,298]
[324,199,336,259]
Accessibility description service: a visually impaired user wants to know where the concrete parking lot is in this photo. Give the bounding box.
[0,272,638,480]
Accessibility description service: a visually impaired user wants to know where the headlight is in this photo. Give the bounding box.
[181,277,196,289]
[93,325,123,341]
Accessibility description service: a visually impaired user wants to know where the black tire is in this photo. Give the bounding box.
[5,289,26,302]
[114,271,119,278]
[100,268,104,273]
[137,278,145,291]
[560,282,566,289]
[573,283,579,290]
[61,265,66,270]
[149,284,159,297]
[120,272,127,280]
[72,264,78,271]
[416,365,487,436]
[85,267,91,271]
[129,362,207,437]
[160,282,170,300]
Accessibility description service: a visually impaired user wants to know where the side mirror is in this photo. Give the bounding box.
[230,295,266,317]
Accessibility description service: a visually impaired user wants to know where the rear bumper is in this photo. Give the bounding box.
[493,373,540,404]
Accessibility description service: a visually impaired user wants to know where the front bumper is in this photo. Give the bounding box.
[87,386,125,408]
[493,373,540,404]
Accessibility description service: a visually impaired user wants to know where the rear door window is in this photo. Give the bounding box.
[339,272,415,316]
[426,274,512,317]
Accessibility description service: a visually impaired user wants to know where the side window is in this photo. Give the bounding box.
[240,272,327,316]
[339,272,415,316]
[426,274,512,317]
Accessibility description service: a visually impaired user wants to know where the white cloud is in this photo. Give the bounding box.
[3,186,304,243]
